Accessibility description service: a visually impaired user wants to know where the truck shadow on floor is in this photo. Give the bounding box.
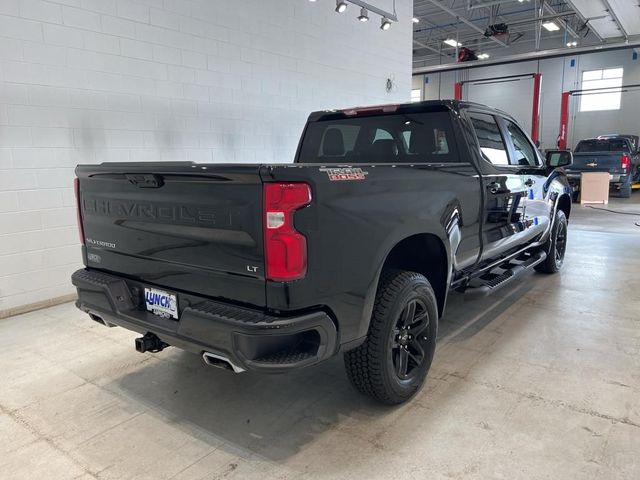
[107,279,535,462]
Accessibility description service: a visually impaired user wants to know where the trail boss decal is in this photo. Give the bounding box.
[319,167,368,181]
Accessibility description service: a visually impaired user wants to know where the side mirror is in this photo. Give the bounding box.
[545,150,573,168]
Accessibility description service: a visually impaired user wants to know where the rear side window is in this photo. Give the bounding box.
[297,111,460,163]
[468,112,509,165]
[575,139,630,153]
[504,120,540,166]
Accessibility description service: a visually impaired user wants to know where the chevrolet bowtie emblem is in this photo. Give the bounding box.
[586,162,598,167]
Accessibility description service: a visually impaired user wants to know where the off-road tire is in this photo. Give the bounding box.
[620,187,632,198]
[571,191,579,203]
[535,209,568,274]
[344,270,438,405]
[619,175,633,198]
[619,185,632,198]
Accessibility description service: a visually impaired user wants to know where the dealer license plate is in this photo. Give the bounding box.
[144,288,178,319]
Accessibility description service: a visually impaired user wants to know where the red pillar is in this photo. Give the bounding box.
[454,82,462,101]
[531,73,542,145]
[558,91,571,150]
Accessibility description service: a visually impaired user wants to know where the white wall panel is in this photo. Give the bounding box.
[418,48,640,150]
[0,0,413,312]
[569,50,640,148]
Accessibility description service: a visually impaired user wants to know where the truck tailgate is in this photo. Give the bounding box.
[570,152,624,174]
[76,163,266,307]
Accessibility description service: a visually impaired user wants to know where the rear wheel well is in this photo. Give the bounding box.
[557,193,571,219]
[381,234,448,317]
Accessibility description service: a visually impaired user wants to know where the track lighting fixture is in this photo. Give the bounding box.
[357,7,369,22]
[330,1,396,31]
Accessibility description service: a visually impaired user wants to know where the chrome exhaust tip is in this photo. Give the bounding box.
[202,351,246,373]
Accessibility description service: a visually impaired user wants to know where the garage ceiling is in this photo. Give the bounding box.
[413,0,640,68]
[570,0,640,38]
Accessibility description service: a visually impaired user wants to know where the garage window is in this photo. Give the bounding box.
[411,89,422,103]
[579,68,623,112]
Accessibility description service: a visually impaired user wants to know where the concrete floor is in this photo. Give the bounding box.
[1,196,639,480]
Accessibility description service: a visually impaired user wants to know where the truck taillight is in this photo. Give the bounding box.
[263,182,312,281]
[621,154,630,171]
[74,177,85,245]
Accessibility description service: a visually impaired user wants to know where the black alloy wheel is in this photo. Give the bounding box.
[344,270,438,404]
[391,299,430,380]
[553,217,568,269]
[535,209,568,274]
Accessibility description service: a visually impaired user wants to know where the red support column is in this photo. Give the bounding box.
[454,82,462,101]
[531,73,542,145]
[558,91,571,150]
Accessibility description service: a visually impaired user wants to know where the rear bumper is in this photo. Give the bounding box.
[71,269,338,373]
[566,172,629,189]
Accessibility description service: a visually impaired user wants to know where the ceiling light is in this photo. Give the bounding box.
[412,17,420,23]
[381,17,392,30]
[542,21,560,31]
[444,38,462,47]
[357,7,369,22]
[477,53,490,59]
[335,1,347,13]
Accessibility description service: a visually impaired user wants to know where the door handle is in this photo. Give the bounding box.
[524,178,536,187]
[486,181,502,194]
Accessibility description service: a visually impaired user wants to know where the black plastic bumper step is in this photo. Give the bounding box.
[253,350,315,364]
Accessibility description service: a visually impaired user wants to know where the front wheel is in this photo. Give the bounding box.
[535,209,568,274]
[344,270,438,405]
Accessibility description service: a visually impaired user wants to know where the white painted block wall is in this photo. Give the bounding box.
[0,0,413,313]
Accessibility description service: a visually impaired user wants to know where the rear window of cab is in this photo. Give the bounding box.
[575,139,630,153]
[297,111,460,164]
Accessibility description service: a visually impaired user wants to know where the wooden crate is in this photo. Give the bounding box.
[580,172,610,205]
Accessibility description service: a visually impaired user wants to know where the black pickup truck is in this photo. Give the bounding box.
[72,101,573,404]
[568,135,640,198]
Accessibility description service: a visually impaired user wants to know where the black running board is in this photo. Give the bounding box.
[463,250,547,298]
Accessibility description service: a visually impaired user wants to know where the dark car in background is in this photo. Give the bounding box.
[567,135,640,198]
